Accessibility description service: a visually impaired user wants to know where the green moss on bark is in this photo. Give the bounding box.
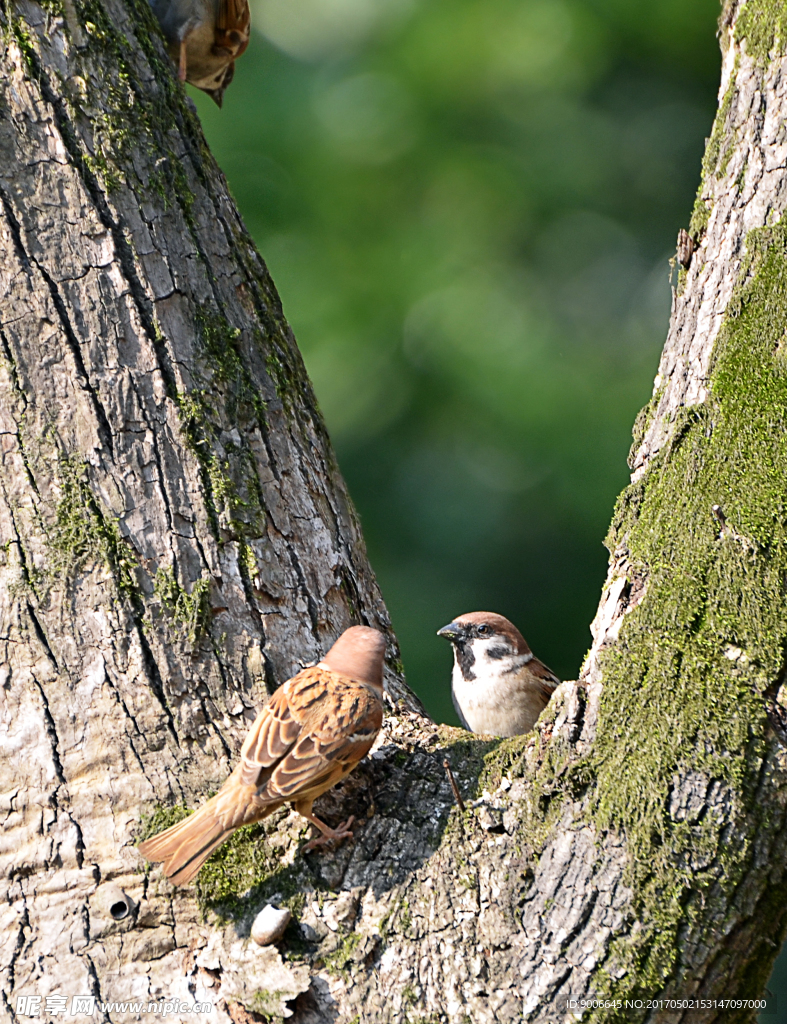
[49,453,138,598]
[587,219,787,1006]
[6,0,201,211]
[246,990,288,1022]
[735,0,787,62]
[322,931,364,976]
[173,306,268,543]
[153,566,210,644]
[194,810,312,919]
[75,0,201,214]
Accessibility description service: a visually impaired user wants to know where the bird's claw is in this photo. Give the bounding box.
[302,816,355,853]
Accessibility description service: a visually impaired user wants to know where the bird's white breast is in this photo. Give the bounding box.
[451,644,545,737]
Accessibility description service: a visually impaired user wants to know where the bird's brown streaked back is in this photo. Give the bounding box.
[138,626,386,886]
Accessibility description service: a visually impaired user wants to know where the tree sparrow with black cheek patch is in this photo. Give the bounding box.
[437,611,559,737]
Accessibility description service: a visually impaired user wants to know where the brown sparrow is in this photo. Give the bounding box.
[437,611,559,737]
[138,626,385,885]
[148,0,250,106]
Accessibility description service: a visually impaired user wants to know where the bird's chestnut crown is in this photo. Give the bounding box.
[437,612,532,657]
[437,619,498,644]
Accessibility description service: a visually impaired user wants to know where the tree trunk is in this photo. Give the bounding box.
[4,0,787,1022]
[0,0,419,1019]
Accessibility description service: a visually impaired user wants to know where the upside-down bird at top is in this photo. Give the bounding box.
[148,0,250,106]
[438,611,560,737]
[138,626,386,886]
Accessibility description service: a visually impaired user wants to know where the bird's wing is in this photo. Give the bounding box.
[528,657,561,701]
[215,0,250,55]
[238,677,304,788]
[262,670,383,800]
[238,666,382,798]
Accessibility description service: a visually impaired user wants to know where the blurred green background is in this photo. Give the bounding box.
[192,0,721,724]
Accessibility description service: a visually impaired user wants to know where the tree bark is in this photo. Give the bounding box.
[4,1,787,1023]
[0,0,419,1019]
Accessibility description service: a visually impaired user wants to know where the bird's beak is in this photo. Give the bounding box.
[437,622,462,641]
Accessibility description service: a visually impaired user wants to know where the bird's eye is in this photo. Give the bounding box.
[477,624,490,635]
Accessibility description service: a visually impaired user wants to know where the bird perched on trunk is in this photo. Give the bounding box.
[437,611,559,737]
[148,0,250,106]
[138,626,386,885]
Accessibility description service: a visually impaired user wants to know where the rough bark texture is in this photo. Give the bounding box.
[0,1,420,1020]
[5,0,787,1023]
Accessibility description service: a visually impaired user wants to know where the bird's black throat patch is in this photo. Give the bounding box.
[454,641,476,680]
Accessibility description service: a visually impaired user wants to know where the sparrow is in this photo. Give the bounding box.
[437,611,559,737]
[138,625,386,885]
[148,0,250,106]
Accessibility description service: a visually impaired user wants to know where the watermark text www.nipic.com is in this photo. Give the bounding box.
[16,996,214,1018]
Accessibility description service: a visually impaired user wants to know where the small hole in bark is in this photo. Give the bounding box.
[110,898,130,920]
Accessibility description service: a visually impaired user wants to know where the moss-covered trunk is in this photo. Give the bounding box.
[0,0,418,1019]
[4,0,787,1022]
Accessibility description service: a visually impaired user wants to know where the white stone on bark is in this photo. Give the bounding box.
[250,905,292,946]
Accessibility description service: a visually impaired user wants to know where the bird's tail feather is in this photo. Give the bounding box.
[138,800,234,887]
